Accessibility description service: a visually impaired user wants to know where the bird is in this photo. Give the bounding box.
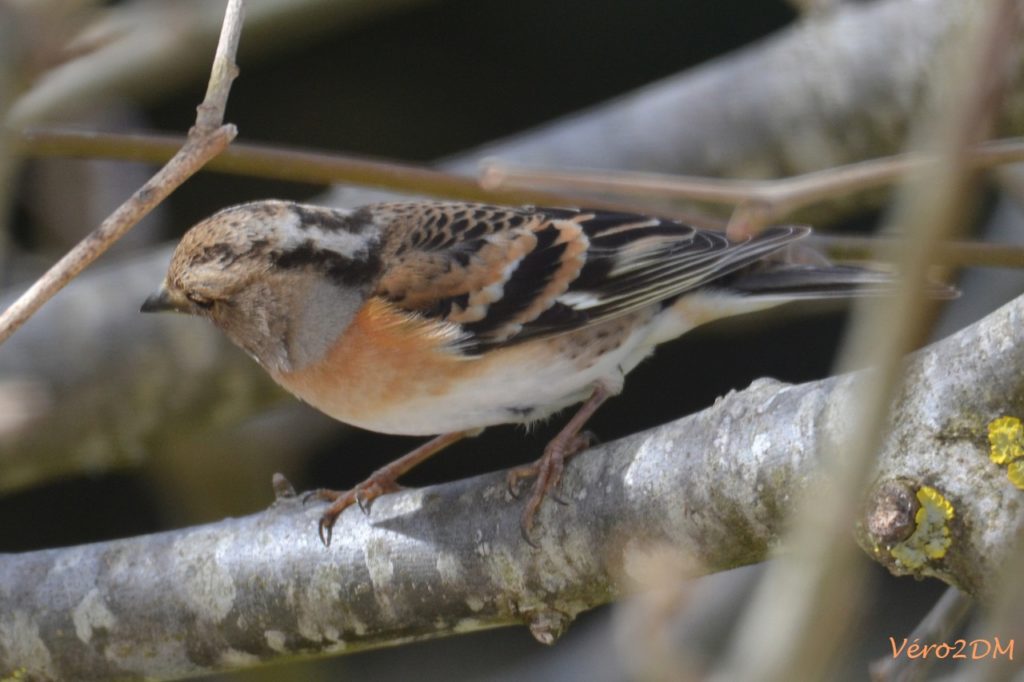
[141,199,929,545]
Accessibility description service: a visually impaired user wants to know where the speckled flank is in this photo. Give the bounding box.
[552,310,652,370]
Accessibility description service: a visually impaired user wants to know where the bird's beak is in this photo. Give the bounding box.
[140,284,183,313]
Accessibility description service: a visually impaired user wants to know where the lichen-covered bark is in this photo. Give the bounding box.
[858,293,1024,594]
[1,291,1021,681]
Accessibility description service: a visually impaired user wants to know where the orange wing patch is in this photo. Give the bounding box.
[373,203,593,347]
[498,217,588,337]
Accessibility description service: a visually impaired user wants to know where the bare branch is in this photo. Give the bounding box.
[0,129,233,346]
[17,129,1024,270]
[0,288,1021,680]
[478,138,1024,239]
[195,0,245,133]
[0,0,245,346]
[15,128,707,225]
[806,234,1024,270]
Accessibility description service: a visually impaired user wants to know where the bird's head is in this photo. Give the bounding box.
[142,200,382,374]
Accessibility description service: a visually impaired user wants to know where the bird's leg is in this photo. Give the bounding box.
[507,384,613,543]
[309,430,472,546]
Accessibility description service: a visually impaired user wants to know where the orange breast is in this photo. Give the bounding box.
[273,297,473,430]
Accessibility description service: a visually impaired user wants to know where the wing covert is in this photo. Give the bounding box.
[372,202,809,352]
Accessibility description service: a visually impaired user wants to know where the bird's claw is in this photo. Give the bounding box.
[317,514,337,547]
[307,475,403,547]
[356,489,375,515]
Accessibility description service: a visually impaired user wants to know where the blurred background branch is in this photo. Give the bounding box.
[4,0,434,130]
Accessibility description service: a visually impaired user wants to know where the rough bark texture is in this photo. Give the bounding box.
[1,291,1021,680]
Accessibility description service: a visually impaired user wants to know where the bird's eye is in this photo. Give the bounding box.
[186,292,215,309]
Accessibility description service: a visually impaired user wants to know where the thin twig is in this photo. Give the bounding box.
[807,234,1024,270]
[479,138,1024,239]
[17,128,1024,270]
[196,0,245,134]
[0,0,246,347]
[14,127,716,226]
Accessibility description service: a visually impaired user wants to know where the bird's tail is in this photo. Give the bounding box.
[725,263,959,300]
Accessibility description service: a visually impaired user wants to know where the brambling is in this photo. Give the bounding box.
[142,200,915,545]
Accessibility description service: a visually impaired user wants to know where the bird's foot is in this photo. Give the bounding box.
[506,430,594,546]
[304,473,403,546]
[302,431,471,546]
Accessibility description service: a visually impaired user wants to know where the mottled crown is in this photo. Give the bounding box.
[168,200,383,296]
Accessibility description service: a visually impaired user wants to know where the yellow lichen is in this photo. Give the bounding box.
[1008,460,1024,491]
[916,485,955,522]
[988,416,1024,465]
[985,416,1024,489]
[0,668,27,681]
[890,486,955,569]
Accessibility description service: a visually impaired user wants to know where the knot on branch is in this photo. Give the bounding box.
[525,607,573,645]
[858,479,957,579]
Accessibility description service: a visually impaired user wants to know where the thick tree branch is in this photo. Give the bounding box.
[1,289,1021,681]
